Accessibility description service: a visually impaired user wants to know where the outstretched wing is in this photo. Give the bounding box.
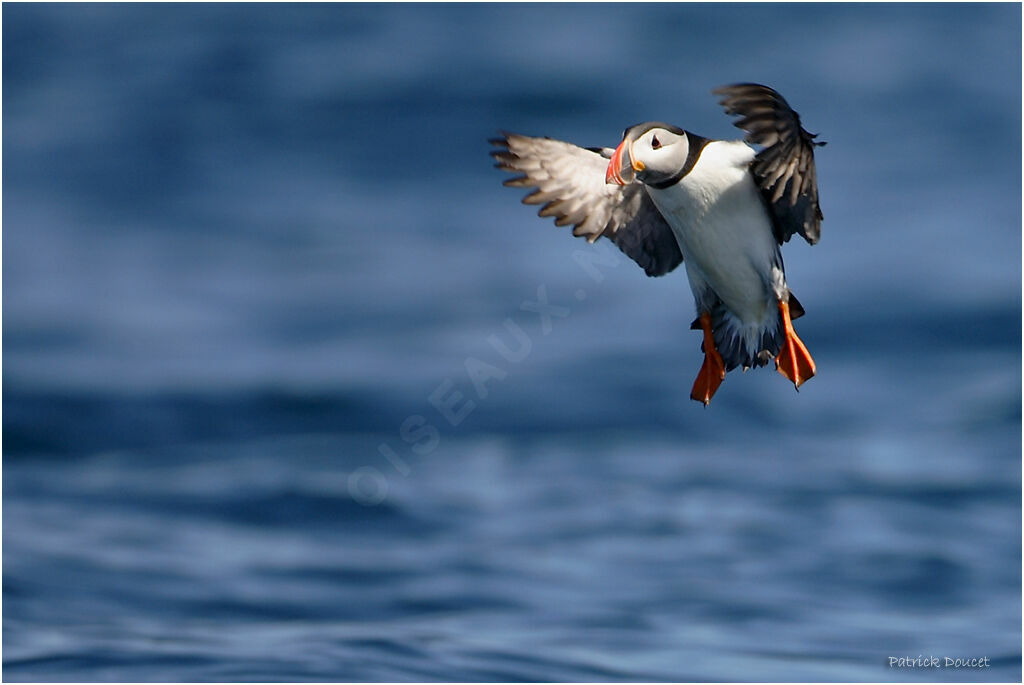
[491,132,683,277]
[712,83,824,245]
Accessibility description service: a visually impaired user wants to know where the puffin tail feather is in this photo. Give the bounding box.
[691,301,785,372]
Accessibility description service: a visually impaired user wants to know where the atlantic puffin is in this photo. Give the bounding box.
[491,83,824,405]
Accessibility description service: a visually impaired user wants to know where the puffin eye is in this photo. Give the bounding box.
[651,134,661,150]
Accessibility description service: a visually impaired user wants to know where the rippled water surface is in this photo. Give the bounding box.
[3,3,1021,681]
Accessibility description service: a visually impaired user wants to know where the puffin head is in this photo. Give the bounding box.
[606,122,691,186]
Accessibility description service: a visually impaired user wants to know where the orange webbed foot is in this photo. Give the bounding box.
[690,312,726,405]
[775,299,816,389]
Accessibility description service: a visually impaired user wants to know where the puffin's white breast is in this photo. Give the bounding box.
[645,140,780,324]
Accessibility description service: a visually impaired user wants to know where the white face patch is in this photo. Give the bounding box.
[633,128,690,184]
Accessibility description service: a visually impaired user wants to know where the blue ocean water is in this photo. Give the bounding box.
[2,3,1021,681]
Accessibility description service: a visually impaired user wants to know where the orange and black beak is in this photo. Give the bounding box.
[605,139,630,185]
[605,138,644,185]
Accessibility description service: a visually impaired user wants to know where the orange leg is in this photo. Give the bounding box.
[690,312,726,406]
[775,299,816,390]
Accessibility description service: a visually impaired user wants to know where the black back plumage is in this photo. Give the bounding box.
[712,83,825,245]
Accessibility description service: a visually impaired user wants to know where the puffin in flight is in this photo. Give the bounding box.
[491,83,825,405]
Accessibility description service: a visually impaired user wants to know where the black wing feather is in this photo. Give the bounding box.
[712,83,824,245]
